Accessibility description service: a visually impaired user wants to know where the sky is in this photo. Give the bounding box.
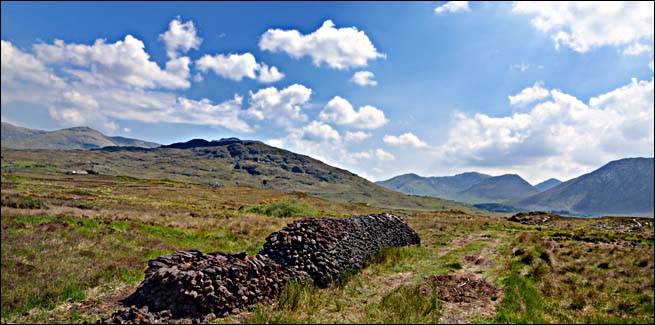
[1,1,654,184]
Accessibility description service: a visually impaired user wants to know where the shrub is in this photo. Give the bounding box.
[248,200,318,218]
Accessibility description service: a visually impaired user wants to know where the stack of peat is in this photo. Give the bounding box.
[260,213,421,287]
[100,213,420,323]
[101,250,305,323]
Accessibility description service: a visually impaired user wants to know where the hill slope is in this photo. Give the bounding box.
[376,172,491,200]
[1,139,475,212]
[534,178,562,192]
[514,158,654,216]
[457,174,540,204]
[1,122,159,150]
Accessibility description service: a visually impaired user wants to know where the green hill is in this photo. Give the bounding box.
[1,139,476,212]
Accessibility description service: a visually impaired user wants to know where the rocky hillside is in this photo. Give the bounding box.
[534,178,562,192]
[514,157,654,216]
[376,172,491,200]
[1,122,159,150]
[1,139,474,212]
[457,174,540,204]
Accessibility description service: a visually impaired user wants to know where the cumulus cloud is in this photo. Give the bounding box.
[508,82,550,106]
[1,40,67,105]
[257,63,285,83]
[196,53,258,81]
[345,131,372,142]
[350,71,377,86]
[434,1,470,14]
[374,148,395,161]
[159,18,202,59]
[196,52,284,83]
[436,77,654,181]
[512,1,654,53]
[33,35,191,89]
[319,96,388,129]
[2,37,253,133]
[622,43,652,56]
[246,84,312,126]
[383,132,428,148]
[259,20,385,70]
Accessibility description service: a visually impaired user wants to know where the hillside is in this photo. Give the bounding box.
[457,174,540,204]
[514,157,654,216]
[534,178,562,192]
[376,172,491,200]
[0,139,474,212]
[1,122,159,150]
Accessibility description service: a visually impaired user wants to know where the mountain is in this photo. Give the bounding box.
[534,178,562,192]
[457,174,540,204]
[1,139,475,212]
[514,158,654,216]
[376,172,491,200]
[1,122,159,150]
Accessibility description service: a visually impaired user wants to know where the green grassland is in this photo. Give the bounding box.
[1,172,653,324]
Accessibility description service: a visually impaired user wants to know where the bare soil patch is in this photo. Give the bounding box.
[421,272,502,324]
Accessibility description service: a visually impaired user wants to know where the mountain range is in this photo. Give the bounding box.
[513,158,654,216]
[2,122,652,217]
[1,122,160,150]
[378,158,654,216]
[376,172,541,204]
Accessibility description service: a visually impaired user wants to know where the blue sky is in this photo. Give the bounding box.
[2,1,653,183]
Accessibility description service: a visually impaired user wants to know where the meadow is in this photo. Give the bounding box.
[1,172,653,323]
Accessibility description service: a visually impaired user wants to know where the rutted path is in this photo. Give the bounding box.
[431,231,507,324]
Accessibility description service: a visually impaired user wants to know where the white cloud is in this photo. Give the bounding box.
[299,121,341,142]
[2,38,252,133]
[246,84,312,126]
[508,82,550,106]
[1,40,67,104]
[196,52,284,83]
[435,1,470,14]
[196,53,258,81]
[351,151,372,159]
[123,127,131,133]
[511,63,530,72]
[374,148,395,161]
[383,132,428,148]
[33,35,191,89]
[436,77,654,182]
[319,96,388,129]
[622,43,652,56]
[512,2,654,53]
[257,63,285,83]
[350,71,377,86]
[159,18,202,59]
[345,131,372,142]
[259,20,385,70]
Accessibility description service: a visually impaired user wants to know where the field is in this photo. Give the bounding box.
[1,172,653,324]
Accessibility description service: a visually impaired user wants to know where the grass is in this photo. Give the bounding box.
[248,200,319,218]
[1,171,653,324]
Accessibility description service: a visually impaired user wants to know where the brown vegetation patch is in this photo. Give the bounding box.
[421,273,500,303]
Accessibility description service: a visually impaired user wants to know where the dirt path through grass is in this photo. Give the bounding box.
[434,231,507,324]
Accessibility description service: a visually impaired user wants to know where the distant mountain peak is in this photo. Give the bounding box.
[515,157,654,216]
[1,122,159,150]
[534,178,562,192]
[161,138,243,149]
